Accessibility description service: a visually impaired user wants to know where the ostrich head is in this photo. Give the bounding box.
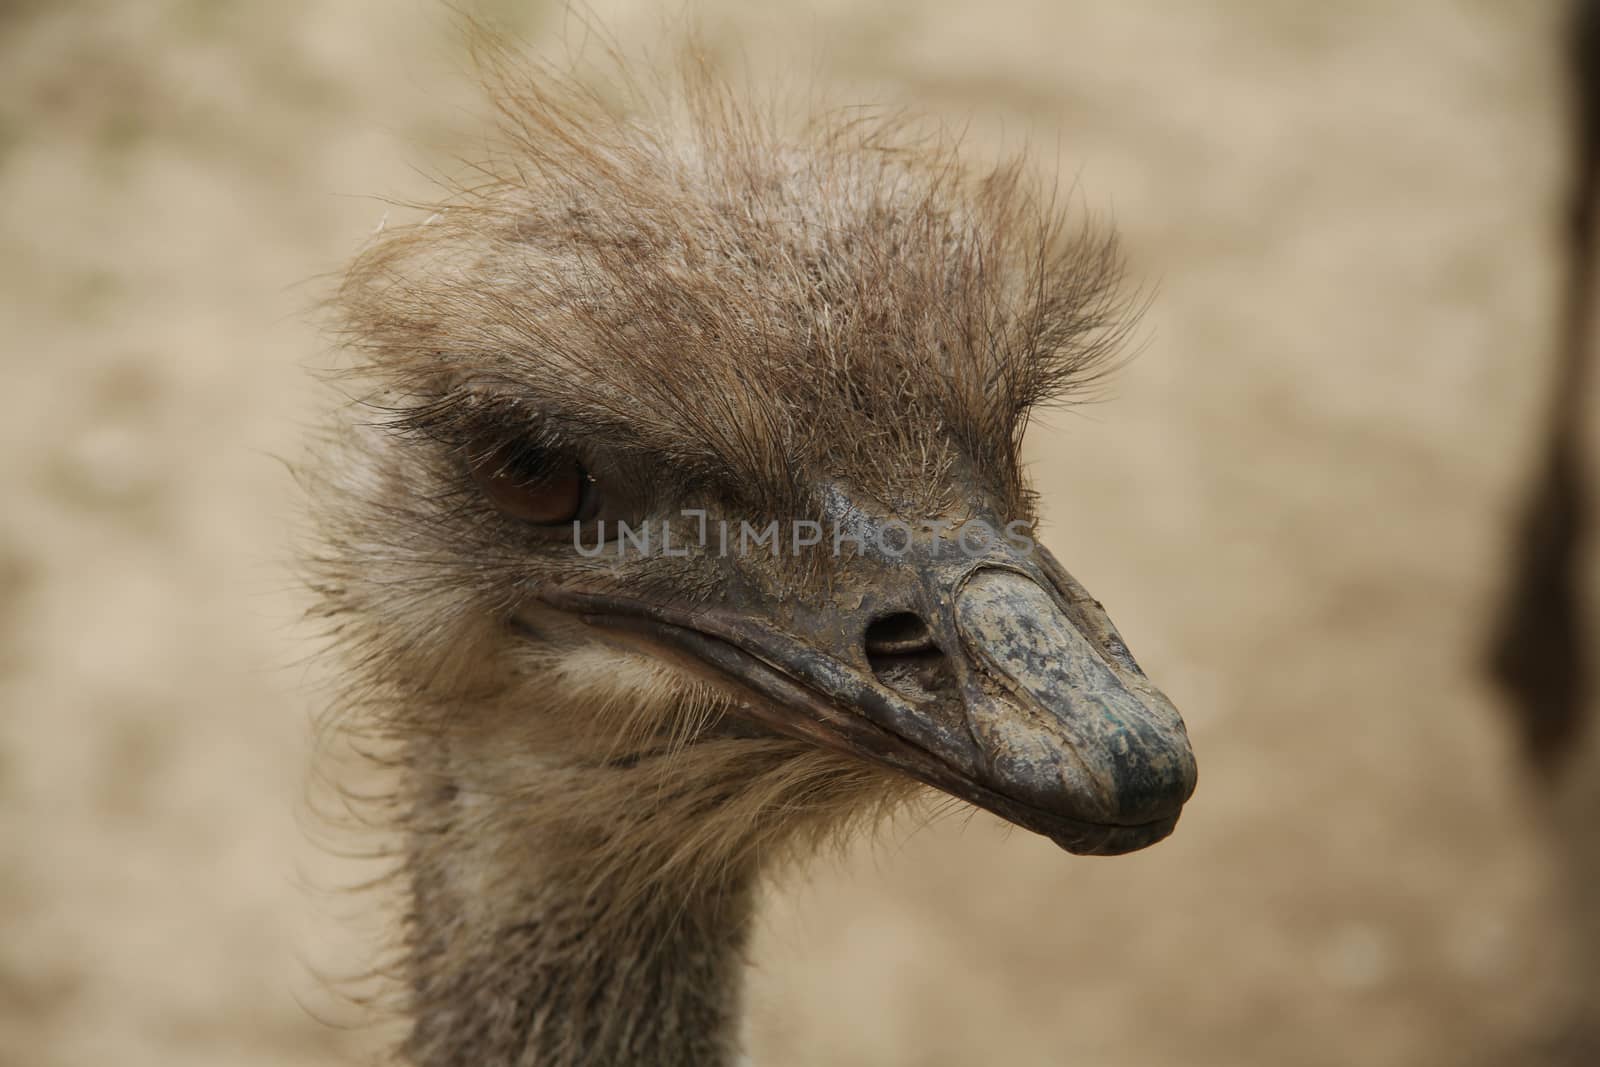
[308,52,1196,1061]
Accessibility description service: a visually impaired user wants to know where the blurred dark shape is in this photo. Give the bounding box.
[1488,0,1598,776]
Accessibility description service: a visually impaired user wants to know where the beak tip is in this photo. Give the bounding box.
[1047,810,1184,856]
[1110,736,1198,823]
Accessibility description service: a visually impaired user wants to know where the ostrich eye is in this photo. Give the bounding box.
[469,445,593,526]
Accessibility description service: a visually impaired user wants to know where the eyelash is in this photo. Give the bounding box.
[469,437,564,486]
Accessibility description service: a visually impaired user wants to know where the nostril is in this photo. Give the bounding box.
[865,612,954,703]
[864,612,934,656]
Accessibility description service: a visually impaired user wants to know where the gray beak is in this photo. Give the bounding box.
[954,567,1197,839]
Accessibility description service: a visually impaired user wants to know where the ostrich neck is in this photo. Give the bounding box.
[397,739,757,1067]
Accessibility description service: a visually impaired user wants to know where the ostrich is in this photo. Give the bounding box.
[1491,0,1598,773]
[307,47,1197,1067]
[1488,4,1600,1060]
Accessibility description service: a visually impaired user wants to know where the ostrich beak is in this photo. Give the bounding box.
[539,533,1196,857]
[938,564,1197,853]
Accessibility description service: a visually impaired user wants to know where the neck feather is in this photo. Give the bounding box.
[396,750,758,1067]
[376,662,902,1062]
[385,692,895,1067]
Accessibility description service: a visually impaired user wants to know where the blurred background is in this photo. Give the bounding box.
[2,1,1596,1064]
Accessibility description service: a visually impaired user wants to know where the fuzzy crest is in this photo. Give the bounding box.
[335,44,1131,521]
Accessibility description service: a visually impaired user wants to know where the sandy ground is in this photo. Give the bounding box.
[0,1,1591,1064]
